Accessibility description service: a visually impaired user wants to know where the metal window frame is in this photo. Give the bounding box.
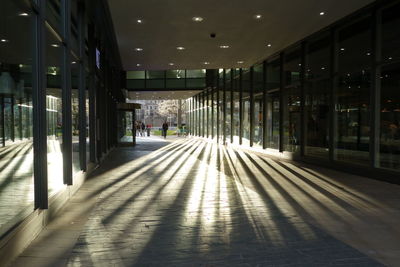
[33,0,48,209]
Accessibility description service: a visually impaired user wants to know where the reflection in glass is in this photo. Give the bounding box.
[266,58,280,149]
[335,18,371,165]
[380,64,400,170]
[46,27,64,194]
[0,0,34,234]
[242,69,251,146]
[283,47,301,152]
[305,35,330,158]
[71,56,80,174]
[253,64,263,147]
[232,69,240,144]
[225,70,232,143]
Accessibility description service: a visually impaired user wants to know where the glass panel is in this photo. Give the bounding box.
[127,71,145,79]
[146,70,164,79]
[146,79,164,89]
[186,69,206,78]
[46,0,61,33]
[46,28,64,194]
[232,69,240,144]
[187,78,206,88]
[225,69,232,143]
[242,69,251,146]
[253,64,264,147]
[85,69,90,164]
[166,79,185,88]
[166,70,185,79]
[71,56,80,174]
[266,58,281,149]
[335,17,371,165]
[382,2,400,62]
[219,70,224,141]
[380,63,400,170]
[208,90,212,138]
[283,47,301,152]
[305,34,331,158]
[71,0,79,53]
[0,0,34,234]
[127,79,145,89]
[213,88,217,138]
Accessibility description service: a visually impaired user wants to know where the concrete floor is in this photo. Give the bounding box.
[10,136,400,266]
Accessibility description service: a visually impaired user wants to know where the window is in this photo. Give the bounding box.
[253,64,264,147]
[305,34,331,158]
[0,0,34,234]
[283,47,301,152]
[46,26,64,194]
[266,57,281,150]
[335,17,372,165]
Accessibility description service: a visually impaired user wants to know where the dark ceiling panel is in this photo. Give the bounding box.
[108,0,375,71]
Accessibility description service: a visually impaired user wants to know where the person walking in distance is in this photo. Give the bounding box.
[162,121,168,139]
[141,121,146,137]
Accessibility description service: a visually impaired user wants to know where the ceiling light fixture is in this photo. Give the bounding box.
[19,12,29,16]
[254,14,262,19]
[51,43,60,47]
[169,63,174,66]
[134,48,143,51]
[340,48,345,51]
[137,19,143,24]
[267,43,272,47]
[204,62,210,65]
[136,63,141,67]
[219,45,229,49]
[176,46,185,50]
[192,16,203,22]
[0,39,9,43]
[320,12,325,16]
[237,61,244,64]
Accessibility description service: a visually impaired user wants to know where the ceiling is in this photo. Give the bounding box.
[108,0,375,71]
[127,90,199,100]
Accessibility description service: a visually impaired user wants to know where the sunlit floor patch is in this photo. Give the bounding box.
[66,138,385,266]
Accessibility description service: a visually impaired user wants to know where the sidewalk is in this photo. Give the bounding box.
[10,138,400,266]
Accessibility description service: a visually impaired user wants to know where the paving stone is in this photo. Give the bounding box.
[10,137,400,266]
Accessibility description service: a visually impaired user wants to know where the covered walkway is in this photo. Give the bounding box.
[11,137,400,266]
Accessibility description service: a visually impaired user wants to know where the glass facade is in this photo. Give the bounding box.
[187,0,400,178]
[0,0,34,233]
[304,34,331,158]
[0,0,123,239]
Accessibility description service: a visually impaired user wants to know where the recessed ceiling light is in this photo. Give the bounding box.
[136,63,141,67]
[71,61,77,64]
[169,63,174,66]
[0,39,9,43]
[340,48,345,51]
[176,46,185,50]
[254,14,262,19]
[134,48,143,51]
[320,12,325,16]
[137,19,143,24]
[51,43,59,47]
[204,62,210,65]
[237,61,244,64]
[219,45,229,49]
[18,12,29,16]
[266,43,272,47]
[192,16,203,22]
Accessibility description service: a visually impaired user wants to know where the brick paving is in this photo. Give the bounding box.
[12,137,400,266]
